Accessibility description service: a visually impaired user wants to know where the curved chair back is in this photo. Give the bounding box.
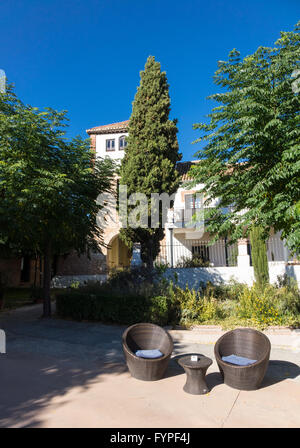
[122,323,173,381]
[214,328,271,390]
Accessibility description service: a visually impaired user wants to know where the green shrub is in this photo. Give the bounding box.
[56,270,300,329]
[107,266,161,293]
[56,291,149,324]
[171,286,225,324]
[210,279,245,301]
[148,296,170,326]
[237,285,280,326]
[235,282,300,327]
[176,254,210,268]
[56,290,176,326]
[250,226,269,289]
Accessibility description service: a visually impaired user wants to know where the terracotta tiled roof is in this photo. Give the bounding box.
[86,120,129,134]
[176,161,199,181]
[87,121,198,180]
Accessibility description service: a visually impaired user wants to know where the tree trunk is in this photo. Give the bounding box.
[146,254,154,271]
[145,239,154,271]
[43,241,52,317]
[250,226,269,289]
[0,272,3,309]
[33,254,38,289]
[0,289,4,310]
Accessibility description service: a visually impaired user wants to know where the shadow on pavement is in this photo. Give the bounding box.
[261,360,300,388]
[166,353,223,391]
[1,305,299,427]
[166,355,300,391]
[0,353,128,428]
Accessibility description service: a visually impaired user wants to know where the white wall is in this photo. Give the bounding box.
[96,132,128,161]
[51,274,107,288]
[172,184,208,209]
[163,263,300,290]
[51,264,300,289]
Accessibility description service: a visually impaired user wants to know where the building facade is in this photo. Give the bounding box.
[52,120,297,287]
[1,120,297,288]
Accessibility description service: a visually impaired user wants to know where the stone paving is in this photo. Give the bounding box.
[0,304,299,428]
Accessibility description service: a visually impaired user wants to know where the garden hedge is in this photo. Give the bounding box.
[56,291,174,326]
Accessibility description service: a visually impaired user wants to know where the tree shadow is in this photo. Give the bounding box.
[1,304,299,427]
[0,306,130,428]
[0,352,128,428]
[164,267,226,290]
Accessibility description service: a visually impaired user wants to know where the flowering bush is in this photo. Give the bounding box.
[237,286,282,326]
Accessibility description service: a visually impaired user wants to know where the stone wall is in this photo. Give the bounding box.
[56,250,107,276]
[0,249,108,288]
[0,257,43,287]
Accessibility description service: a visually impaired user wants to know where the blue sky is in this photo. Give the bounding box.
[1,0,299,161]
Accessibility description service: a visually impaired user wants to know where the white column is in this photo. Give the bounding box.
[0,329,6,354]
[237,238,250,268]
[283,239,290,263]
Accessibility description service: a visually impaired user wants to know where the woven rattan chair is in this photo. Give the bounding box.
[214,328,271,390]
[122,323,174,381]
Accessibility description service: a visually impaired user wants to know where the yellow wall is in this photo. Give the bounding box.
[107,235,131,270]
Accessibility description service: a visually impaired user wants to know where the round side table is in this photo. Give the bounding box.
[178,355,213,395]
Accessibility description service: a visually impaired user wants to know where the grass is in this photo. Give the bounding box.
[1,288,34,310]
[0,287,63,311]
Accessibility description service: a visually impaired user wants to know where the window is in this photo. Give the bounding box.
[106,139,115,151]
[184,193,202,223]
[20,256,31,283]
[185,194,202,210]
[119,135,127,150]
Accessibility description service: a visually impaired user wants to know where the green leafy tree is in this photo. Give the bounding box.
[190,22,300,253]
[119,56,182,268]
[250,226,270,289]
[0,85,115,316]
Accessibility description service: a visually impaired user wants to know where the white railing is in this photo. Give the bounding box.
[156,234,295,268]
[156,239,238,268]
[167,208,205,228]
[267,236,298,263]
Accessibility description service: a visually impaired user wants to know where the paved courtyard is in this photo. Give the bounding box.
[0,304,300,428]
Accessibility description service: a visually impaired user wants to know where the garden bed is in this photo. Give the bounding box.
[55,268,300,331]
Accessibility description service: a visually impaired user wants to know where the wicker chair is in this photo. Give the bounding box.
[214,328,271,391]
[122,323,174,381]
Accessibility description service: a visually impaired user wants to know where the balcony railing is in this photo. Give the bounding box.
[167,208,204,228]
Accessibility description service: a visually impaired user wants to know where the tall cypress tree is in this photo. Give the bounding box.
[119,56,182,269]
[250,226,270,289]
